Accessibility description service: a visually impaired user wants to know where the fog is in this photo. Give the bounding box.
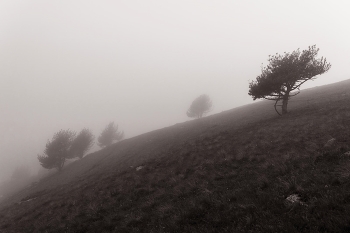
[1,0,350,182]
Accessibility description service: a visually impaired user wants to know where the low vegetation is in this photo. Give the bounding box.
[0,80,350,232]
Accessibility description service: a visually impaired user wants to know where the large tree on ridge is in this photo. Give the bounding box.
[248,45,331,115]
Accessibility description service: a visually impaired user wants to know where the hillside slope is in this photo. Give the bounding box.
[1,79,350,232]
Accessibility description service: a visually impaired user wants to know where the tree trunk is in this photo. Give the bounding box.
[282,93,289,115]
[58,159,65,172]
[274,98,282,116]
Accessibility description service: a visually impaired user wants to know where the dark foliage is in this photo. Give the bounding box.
[249,45,331,115]
[98,122,124,148]
[187,94,212,119]
[70,128,94,159]
[37,130,76,171]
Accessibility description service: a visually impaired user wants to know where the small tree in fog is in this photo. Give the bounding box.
[187,94,212,119]
[69,128,94,159]
[38,129,76,172]
[98,122,124,148]
[248,45,331,115]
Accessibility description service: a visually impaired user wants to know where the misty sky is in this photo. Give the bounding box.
[1,0,349,182]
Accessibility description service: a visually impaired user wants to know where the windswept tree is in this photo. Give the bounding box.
[38,129,76,172]
[11,166,31,179]
[98,122,124,148]
[248,45,331,115]
[187,94,212,119]
[69,128,94,159]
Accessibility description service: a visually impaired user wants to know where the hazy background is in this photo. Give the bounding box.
[1,0,349,182]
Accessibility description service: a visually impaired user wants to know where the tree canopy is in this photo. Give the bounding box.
[69,128,95,159]
[248,45,331,115]
[38,129,76,171]
[187,94,212,119]
[98,122,124,148]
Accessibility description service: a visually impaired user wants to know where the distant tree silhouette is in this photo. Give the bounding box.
[38,129,76,172]
[187,94,212,119]
[98,122,124,148]
[249,45,331,115]
[69,128,94,159]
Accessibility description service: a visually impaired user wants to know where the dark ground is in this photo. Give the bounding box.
[1,79,350,232]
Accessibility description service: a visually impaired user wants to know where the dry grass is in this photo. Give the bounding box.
[0,79,350,232]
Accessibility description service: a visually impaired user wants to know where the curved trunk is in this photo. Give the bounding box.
[282,92,290,115]
[274,98,282,116]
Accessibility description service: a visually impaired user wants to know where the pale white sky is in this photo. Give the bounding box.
[0,0,349,181]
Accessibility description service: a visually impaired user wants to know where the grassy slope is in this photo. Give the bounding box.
[0,79,350,232]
